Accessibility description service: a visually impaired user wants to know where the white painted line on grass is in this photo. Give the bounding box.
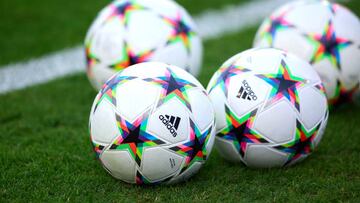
[0,0,289,94]
[0,46,84,94]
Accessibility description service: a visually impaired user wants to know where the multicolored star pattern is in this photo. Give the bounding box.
[329,80,360,109]
[86,0,200,81]
[93,75,137,112]
[93,66,198,120]
[256,59,306,112]
[86,1,151,75]
[91,66,215,183]
[208,64,251,96]
[85,44,101,79]
[217,103,327,166]
[107,0,145,26]
[305,20,352,70]
[90,132,105,158]
[143,68,197,111]
[161,11,195,54]
[217,105,269,158]
[274,120,322,166]
[109,112,165,167]
[144,67,213,176]
[109,42,155,71]
[170,119,213,174]
[259,9,294,46]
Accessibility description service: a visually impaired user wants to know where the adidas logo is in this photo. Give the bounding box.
[159,115,181,137]
[237,80,258,101]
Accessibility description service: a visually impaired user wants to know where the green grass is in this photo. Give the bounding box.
[1,0,360,202]
[0,0,247,66]
[1,26,360,202]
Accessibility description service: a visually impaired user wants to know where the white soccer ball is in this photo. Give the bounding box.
[253,0,360,108]
[85,0,203,90]
[89,62,215,184]
[207,48,328,168]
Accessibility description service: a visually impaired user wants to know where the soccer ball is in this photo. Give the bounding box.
[253,0,360,108]
[85,0,203,90]
[207,48,328,168]
[89,62,215,184]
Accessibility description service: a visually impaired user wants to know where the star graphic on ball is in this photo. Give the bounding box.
[260,9,294,46]
[93,75,138,112]
[274,119,324,166]
[143,68,197,111]
[329,80,360,108]
[107,1,145,25]
[256,59,306,112]
[170,119,213,174]
[110,41,155,71]
[162,11,195,54]
[109,112,165,167]
[85,45,101,79]
[218,106,269,158]
[208,64,251,97]
[306,20,352,70]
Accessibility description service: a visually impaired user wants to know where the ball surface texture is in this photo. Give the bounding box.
[85,0,203,90]
[90,62,215,184]
[253,0,360,108]
[207,48,328,168]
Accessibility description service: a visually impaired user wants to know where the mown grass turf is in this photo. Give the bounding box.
[0,0,247,66]
[1,25,360,202]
